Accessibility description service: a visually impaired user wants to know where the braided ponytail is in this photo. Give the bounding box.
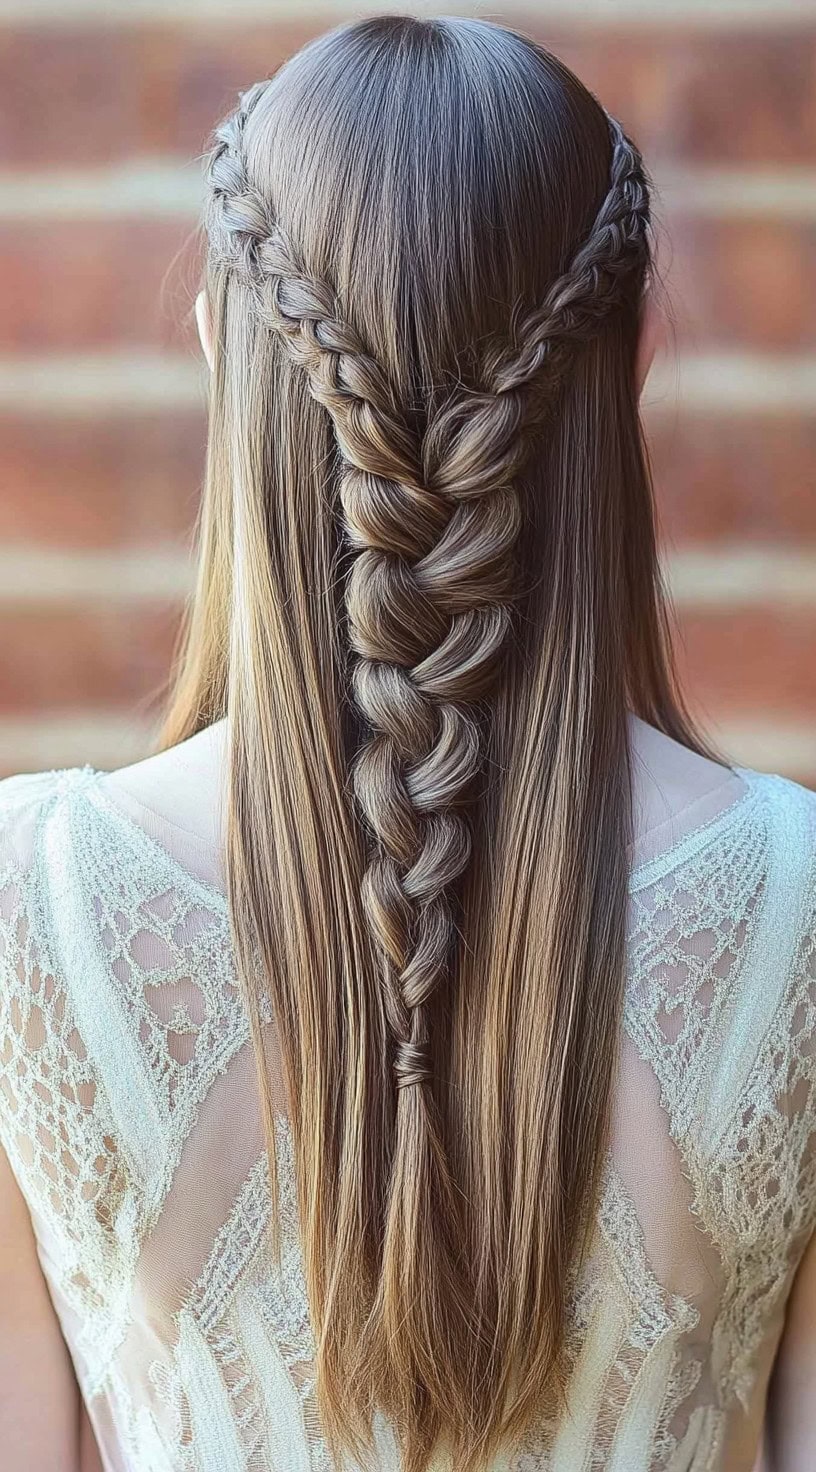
[168,19,711,1469]
[207,88,648,1080]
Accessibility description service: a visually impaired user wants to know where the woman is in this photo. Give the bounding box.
[0,14,813,1472]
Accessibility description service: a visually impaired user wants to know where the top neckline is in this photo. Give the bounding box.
[61,759,770,913]
[627,763,761,893]
[75,765,231,915]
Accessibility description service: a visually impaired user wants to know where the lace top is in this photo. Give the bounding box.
[0,757,815,1472]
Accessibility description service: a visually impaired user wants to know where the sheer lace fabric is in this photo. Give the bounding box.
[0,746,815,1471]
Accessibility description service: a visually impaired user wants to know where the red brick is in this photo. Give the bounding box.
[534,25,816,166]
[663,216,816,352]
[0,220,200,353]
[0,412,205,548]
[1,22,814,168]
[0,604,180,714]
[0,22,321,168]
[647,413,816,545]
[676,607,816,719]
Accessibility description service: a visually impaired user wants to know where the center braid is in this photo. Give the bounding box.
[207,93,649,1097]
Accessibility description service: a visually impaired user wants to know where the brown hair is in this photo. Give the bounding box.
[163,14,717,1470]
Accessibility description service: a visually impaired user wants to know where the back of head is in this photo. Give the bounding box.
[164,14,711,1470]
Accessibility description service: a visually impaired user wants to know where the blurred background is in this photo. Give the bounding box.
[0,0,813,784]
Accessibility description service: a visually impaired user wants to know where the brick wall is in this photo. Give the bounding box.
[0,1,814,782]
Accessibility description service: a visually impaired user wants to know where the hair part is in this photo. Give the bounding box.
[164,14,718,1470]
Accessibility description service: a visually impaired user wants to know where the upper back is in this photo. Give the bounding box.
[0,722,815,1471]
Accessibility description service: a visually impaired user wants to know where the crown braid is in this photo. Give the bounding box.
[205,92,649,1091]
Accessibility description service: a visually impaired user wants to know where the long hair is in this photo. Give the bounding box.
[163,14,720,1471]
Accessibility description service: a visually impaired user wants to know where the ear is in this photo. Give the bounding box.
[195,290,214,372]
[636,290,664,397]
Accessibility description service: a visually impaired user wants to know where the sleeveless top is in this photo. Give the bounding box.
[0,758,815,1472]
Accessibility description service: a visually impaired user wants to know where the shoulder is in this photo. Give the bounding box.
[0,766,74,828]
[0,765,118,1013]
[730,765,816,1017]
[727,767,816,1235]
[626,734,816,1049]
[0,768,101,1020]
[736,762,816,901]
[628,716,816,879]
[628,713,738,814]
[0,766,93,887]
[762,765,816,832]
[627,750,816,1250]
[0,771,99,883]
[0,767,142,1329]
[98,720,227,855]
[704,761,816,1129]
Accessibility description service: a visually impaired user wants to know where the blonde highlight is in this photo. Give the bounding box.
[163,15,717,1470]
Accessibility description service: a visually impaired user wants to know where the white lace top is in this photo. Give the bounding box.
[0,749,815,1472]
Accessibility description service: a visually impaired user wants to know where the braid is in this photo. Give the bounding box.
[206,97,649,1093]
[490,116,650,396]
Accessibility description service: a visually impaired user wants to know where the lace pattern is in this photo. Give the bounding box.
[0,762,815,1471]
[626,772,816,1427]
